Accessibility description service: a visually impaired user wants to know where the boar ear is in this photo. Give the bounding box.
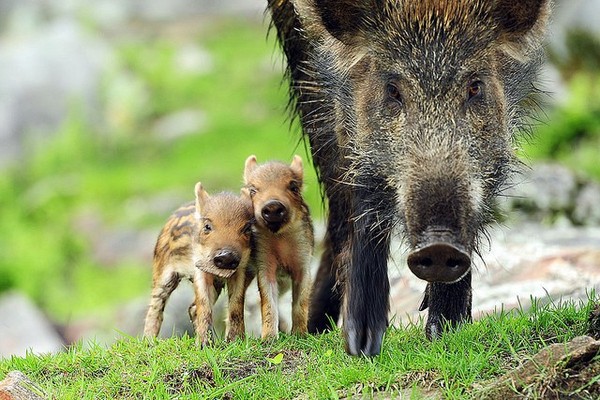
[295,0,377,45]
[313,0,371,43]
[290,155,304,178]
[195,182,209,215]
[244,155,258,184]
[493,0,551,58]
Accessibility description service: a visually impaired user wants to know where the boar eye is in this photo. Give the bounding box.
[247,187,257,197]
[467,80,484,102]
[202,223,212,234]
[242,222,253,236]
[386,83,403,104]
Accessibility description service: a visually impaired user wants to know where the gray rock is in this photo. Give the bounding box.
[124,0,264,21]
[152,109,208,141]
[0,19,114,167]
[0,370,47,400]
[498,163,600,226]
[61,0,265,29]
[124,285,197,340]
[501,163,578,221]
[573,182,600,226]
[72,209,157,267]
[538,62,570,107]
[549,0,600,59]
[476,335,600,399]
[0,292,65,357]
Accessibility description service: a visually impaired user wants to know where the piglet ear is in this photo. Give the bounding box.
[290,155,304,178]
[244,155,258,184]
[240,187,251,201]
[195,182,209,215]
[493,0,551,58]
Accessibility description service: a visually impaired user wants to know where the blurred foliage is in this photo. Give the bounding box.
[521,73,600,179]
[0,20,319,321]
[522,29,600,180]
[0,20,598,322]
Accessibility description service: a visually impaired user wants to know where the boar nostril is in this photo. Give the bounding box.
[213,250,240,270]
[421,257,433,267]
[261,200,287,223]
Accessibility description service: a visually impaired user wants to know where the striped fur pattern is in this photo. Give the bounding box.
[143,183,255,345]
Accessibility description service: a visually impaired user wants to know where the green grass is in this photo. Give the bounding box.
[0,297,596,399]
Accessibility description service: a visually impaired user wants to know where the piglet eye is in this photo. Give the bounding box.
[467,80,484,101]
[289,181,300,194]
[386,83,402,104]
[203,223,212,234]
[248,187,257,197]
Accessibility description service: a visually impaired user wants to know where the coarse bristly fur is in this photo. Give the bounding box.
[243,155,315,339]
[143,183,255,346]
[267,0,552,356]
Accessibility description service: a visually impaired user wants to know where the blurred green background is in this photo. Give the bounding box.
[0,18,320,324]
[0,7,599,333]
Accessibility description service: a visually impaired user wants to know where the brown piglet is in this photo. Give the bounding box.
[243,155,314,339]
[143,183,255,345]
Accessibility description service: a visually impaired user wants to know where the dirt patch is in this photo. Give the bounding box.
[163,364,216,394]
[546,355,600,399]
[476,336,600,399]
[586,303,600,340]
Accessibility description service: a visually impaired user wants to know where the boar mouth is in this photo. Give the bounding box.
[196,263,238,279]
[263,220,285,233]
[195,248,241,279]
[407,229,471,283]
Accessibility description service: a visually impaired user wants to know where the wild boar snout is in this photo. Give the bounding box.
[212,248,241,270]
[261,200,289,232]
[407,229,471,283]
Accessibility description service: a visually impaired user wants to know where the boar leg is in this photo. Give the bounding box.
[344,185,393,357]
[308,192,350,332]
[420,273,472,339]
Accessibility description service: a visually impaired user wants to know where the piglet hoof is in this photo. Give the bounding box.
[225,332,244,342]
[196,326,217,348]
[199,336,214,348]
[343,318,386,357]
[261,332,279,342]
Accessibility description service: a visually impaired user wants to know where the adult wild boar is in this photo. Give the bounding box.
[267,0,551,356]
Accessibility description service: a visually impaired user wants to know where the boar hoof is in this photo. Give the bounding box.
[344,317,386,357]
[407,243,470,283]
